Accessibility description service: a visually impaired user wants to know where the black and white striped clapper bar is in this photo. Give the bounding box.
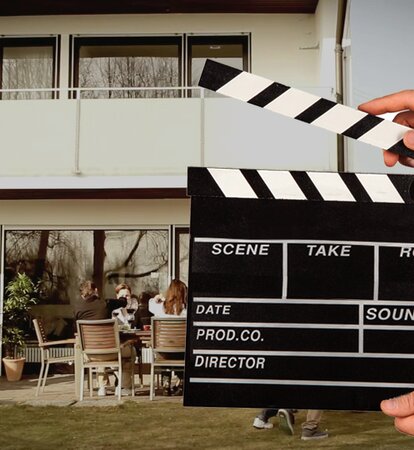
[183,167,414,411]
[199,59,414,159]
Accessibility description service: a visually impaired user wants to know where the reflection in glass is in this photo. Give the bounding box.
[178,232,189,286]
[2,46,54,100]
[4,229,169,304]
[77,39,181,99]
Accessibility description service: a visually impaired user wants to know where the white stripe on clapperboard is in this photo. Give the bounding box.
[189,378,414,389]
[311,104,367,134]
[192,349,414,360]
[205,168,405,203]
[217,71,274,102]
[307,172,355,202]
[263,88,320,118]
[193,297,414,305]
[192,320,414,332]
[356,173,404,203]
[207,168,257,198]
[258,170,306,200]
[194,237,414,247]
[359,120,411,149]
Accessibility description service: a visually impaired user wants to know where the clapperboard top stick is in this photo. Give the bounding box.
[198,59,414,159]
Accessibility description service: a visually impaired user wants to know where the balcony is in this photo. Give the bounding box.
[0,86,336,193]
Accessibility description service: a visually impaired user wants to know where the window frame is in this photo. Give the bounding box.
[71,35,184,98]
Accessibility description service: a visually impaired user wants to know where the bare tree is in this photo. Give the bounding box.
[79,54,179,99]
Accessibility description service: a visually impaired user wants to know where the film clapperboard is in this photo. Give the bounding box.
[183,60,414,411]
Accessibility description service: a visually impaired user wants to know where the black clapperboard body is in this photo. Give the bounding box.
[184,168,414,411]
[183,61,414,411]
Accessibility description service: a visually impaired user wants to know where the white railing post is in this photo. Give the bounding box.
[74,89,81,174]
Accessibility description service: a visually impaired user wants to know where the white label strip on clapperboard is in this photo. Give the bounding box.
[198,60,414,159]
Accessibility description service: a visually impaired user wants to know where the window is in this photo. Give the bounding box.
[174,227,189,286]
[5,228,170,301]
[0,37,59,100]
[4,229,169,338]
[71,34,250,98]
[73,36,182,98]
[187,35,249,88]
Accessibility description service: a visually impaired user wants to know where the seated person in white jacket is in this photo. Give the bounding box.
[149,279,187,318]
[149,279,187,395]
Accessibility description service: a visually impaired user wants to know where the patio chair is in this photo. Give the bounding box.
[76,319,134,401]
[149,317,186,400]
[32,318,76,396]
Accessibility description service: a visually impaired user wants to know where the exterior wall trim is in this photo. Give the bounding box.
[0,188,188,200]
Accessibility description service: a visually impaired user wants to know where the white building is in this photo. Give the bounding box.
[0,0,413,346]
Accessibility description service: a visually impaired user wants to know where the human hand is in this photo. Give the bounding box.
[154,294,164,304]
[359,90,414,167]
[381,391,414,435]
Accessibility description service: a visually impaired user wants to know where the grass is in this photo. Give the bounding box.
[1,402,414,450]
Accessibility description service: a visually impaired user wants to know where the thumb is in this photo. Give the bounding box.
[381,391,414,417]
[403,130,414,150]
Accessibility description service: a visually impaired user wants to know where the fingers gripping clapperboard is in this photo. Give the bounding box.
[183,60,414,411]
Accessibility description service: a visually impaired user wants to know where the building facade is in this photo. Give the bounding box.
[0,0,413,349]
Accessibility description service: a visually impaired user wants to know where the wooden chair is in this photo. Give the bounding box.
[32,318,76,396]
[149,317,186,400]
[76,319,134,401]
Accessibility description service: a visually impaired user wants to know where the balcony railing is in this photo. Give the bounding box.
[0,85,337,181]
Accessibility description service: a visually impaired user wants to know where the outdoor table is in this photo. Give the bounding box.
[119,329,151,343]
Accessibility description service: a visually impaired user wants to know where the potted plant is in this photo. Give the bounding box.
[1,273,39,381]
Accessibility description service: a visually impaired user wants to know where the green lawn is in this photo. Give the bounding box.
[1,402,414,450]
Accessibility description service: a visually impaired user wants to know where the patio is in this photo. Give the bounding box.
[0,372,173,406]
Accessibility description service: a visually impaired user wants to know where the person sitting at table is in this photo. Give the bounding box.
[149,279,187,318]
[111,283,139,328]
[106,296,127,316]
[149,279,187,395]
[136,291,155,329]
[74,280,110,396]
[74,280,135,397]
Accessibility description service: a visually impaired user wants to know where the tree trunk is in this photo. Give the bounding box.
[93,231,106,296]
[34,230,50,281]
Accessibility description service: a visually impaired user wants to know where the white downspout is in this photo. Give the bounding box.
[335,0,348,172]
